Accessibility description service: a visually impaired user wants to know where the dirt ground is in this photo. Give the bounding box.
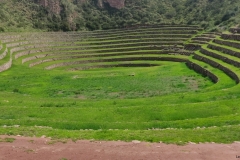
[0,135,240,160]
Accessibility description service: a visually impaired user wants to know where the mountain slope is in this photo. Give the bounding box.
[0,0,239,32]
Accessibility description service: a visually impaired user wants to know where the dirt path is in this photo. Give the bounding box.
[0,135,240,160]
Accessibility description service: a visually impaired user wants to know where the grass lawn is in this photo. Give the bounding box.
[0,61,240,143]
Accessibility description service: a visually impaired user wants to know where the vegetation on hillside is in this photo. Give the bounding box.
[0,0,240,32]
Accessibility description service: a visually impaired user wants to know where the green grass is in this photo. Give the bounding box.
[1,125,239,144]
[0,63,209,99]
[0,137,15,143]
[0,60,240,143]
[1,59,240,143]
[1,27,240,144]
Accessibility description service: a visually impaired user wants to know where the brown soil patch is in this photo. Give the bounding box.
[0,135,239,160]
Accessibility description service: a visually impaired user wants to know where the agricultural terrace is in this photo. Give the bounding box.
[0,25,240,143]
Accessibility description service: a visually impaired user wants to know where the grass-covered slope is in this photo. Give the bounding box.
[0,25,240,143]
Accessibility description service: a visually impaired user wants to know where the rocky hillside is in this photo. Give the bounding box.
[0,0,239,32]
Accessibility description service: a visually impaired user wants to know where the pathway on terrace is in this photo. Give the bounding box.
[0,136,240,160]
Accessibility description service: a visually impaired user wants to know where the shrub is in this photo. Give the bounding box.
[13,88,19,93]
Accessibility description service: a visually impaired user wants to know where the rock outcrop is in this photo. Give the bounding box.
[37,0,125,16]
[105,0,125,9]
[37,0,61,14]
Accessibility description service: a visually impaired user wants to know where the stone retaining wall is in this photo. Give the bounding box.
[186,61,218,83]
[92,40,183,45]
[221,34,240,41]
[92,36,189,41]
[184,44,201,51]
[0,47,7,60]
[207,44,240,58]
[213,39,240,49]
[45,57,187,70]
[192,37,212,42]
[193,53,239,83]
[23,51,191,64]
[93,34,192,39]
[229,28,240,34]
[0,57,12,72]
[93,31,197,37]
[70,63,160,71]
[200,48,240,67]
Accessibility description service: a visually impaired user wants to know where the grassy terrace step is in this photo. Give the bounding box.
[24,50,179,60]
[5,40,80,48]
[22,50,192,64]
[8,39,185,53]
[70,63,159,70]
[185,60,218,83]
[229,28,240,34]
[90,31,197,37]
[0,43,11,65]
[15,44,181,60]
[15,44,187,59]
[67,62,161,71]
[192,37,213,42]
[187,58,236,88]
[88,40,184,45]
[5,38,187,49]
[91,34,193,40]
[0,44,7,60]
[200,46,240,68]
[9,29,195,40]
[91,31,198,38]
[221,33,240,41]
[0,36,85,43]
[184,43,202,50]
[89,27,199,35]
[2,32,191,43]
[86,38,187,43]
[15,43,190,60]
[194,51,240,83]
[27,55,188,69]
[93,26,199,32]
[8,41,77,48]
[26,50,189,61]
[3,36,84,43]
[64,60,195,71]
[90,26,201,34]
[195,34,216,38]
[9,42,81,55]
[0,33,89,42]
[0,50,11,65]
[213,39,240,49]
[88,35,189,41]
[190,40,208,44]
[102,25,201,31]
[20,46,185,56]
[39,55,187,70]
[207,43,240,58]
[107,24,199,28]
[43,56,187,70]
[4,104,240,131]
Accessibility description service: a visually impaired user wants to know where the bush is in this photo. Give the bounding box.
[0,27,5,32]
[13,89,19,93]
